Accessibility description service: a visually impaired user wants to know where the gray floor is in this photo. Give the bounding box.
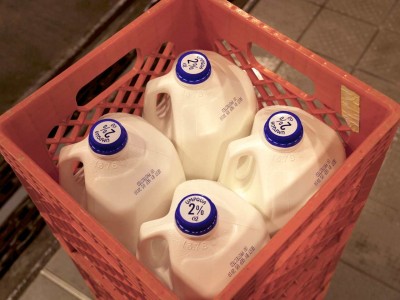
[0,0,119,114]
[1,0,399,299]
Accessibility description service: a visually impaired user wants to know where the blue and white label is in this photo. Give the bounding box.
[92,120,122,145]
[175,194,217,235]
[264,110,303,148]
[176,51,211,84]
[89,118,127,155]
[179,195,211,223]
[268,112,298,137]
[180,53,208,75]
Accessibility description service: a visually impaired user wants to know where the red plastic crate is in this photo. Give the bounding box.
[0,0,399,299]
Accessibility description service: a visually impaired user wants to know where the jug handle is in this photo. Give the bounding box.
[143,75,173,122]
[137,218,173,287]
[218,137,258,188]
[58,142,88,209]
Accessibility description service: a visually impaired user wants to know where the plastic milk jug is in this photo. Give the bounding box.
[58,113,185,254]
[218,106,346,234]
[143,50,257,180]
[137,180,269,300]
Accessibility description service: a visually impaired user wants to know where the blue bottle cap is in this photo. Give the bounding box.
[89,119,128,155]
[263,110,303,148]
[175,51,211,84]
[175,194,218,236]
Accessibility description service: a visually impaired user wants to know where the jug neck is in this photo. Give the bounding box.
[263,110,303,149]
[175,194,217,237]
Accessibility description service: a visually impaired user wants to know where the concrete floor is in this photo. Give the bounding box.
[0,0,120,114]
[0,0,399,299]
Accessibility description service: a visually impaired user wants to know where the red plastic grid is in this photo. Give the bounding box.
[0,1,398,299]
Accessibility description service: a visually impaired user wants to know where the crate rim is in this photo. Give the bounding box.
[0,0,399,299]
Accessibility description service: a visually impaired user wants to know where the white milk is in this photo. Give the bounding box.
[137,180,269,300]
[218,106,346,234]
[58,113,185,254]
[143,50,257,180]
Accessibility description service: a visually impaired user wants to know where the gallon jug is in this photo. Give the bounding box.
[137,180,269,300]
[58,113,185,254]
[143,50,257,180]
[218,106,346,234]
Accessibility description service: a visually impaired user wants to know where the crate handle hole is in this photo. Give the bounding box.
[76,49,138,106]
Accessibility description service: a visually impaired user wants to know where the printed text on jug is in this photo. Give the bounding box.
[314,158,337,187]
[228,245,256,278]
[134,169,162,195]
[219,96,244,121]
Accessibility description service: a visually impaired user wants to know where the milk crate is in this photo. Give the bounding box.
[0,0,399,299]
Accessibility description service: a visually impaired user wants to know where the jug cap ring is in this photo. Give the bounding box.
[175,194,217,236]
[89,119,128,155]
[176,51,211,84]
[264,110,303,148]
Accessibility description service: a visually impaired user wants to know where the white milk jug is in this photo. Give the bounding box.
[218,106,346,234]
[143,50,257,180]
[137,180,269,300]
[58,113,185,254]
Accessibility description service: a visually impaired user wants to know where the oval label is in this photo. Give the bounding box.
[92,120,122,144]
